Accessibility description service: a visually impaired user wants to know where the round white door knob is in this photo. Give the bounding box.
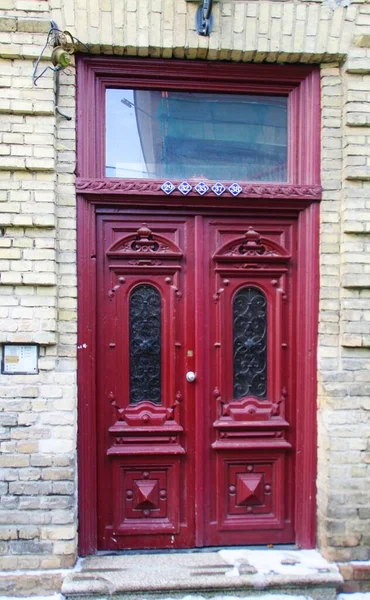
[186,371,196,382]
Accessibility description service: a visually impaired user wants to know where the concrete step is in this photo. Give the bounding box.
[61,549,342,600]
[3,593,370,600]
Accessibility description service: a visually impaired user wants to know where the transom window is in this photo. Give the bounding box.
[106,89,288,182]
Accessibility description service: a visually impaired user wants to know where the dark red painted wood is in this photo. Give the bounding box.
[77,194,98,556]
[79,203,319,551]
[76,179,322,200]
[294,202,319,548]
[77,56,321,184]
[202,219,295,545]
[194,214,205,547]
[95,216,196,549]
[77,57,321,554]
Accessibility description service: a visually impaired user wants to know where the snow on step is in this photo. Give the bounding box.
[338,595,370,599]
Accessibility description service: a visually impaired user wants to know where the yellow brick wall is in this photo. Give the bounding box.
[0,0,370,579]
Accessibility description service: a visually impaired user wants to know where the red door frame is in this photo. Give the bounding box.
[76,56,321,555]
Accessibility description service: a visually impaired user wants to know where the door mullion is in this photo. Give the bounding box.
[194,214,206,547]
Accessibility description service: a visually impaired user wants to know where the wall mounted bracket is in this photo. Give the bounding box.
[32,20,88,120]
[195,0,214,36]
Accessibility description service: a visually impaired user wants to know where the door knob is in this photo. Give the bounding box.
[186,371,196,382]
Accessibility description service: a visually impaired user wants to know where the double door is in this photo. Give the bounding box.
[96,210,297,550]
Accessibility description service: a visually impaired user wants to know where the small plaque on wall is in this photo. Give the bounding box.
[1,344,39,375]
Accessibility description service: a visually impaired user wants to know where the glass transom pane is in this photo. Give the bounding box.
[106,89,288,182]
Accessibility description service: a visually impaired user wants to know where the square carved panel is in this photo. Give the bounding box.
[113,459,180,534]
[125,469,168,519]
[229,463,272,516]
[217,452,286,531]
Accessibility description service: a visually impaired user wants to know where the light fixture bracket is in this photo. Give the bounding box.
[195,0,214,36]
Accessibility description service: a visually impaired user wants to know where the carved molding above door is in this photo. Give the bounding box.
[77,178,322,200]
[213,226,291,263]
[106,223,183,260]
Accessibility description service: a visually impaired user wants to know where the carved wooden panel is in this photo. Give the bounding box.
[203,219,295,545]
[94,213,310,550]
[217,452,286,531]
[113,459,180,534]
[103,222,185,442]
[211,225,291,429]
[96,215,195,550]
[76,178,322,200]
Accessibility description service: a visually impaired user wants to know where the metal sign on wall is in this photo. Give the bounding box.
[1,344,39,375]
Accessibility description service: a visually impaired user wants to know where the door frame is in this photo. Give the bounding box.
[76,56,321,555]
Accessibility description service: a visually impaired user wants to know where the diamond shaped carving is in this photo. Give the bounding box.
[133,479,159,510]
[236,473,264,506]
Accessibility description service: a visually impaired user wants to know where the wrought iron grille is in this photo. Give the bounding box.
[233,287,267,399]
[129,284,162,404]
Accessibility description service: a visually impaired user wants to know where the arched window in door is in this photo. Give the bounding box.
[233,286,267,399]
[129,284,162,404]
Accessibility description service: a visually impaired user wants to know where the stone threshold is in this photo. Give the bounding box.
[61,548,343,600]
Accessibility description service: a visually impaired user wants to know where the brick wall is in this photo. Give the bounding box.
[0,0,369,579]
[0,5,78,574]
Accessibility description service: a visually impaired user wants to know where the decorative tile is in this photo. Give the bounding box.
[178,181,192,195]
[212,182,226,196]
[161,181,175,195]
[228,182,243,197]
[195,181,209,196]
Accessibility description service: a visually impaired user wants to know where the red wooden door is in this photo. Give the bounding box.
[96,210,296,550]
[201,217,295,546]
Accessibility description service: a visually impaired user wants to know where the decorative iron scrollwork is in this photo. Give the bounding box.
[129,284,162,404]
[233,287,267,399]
